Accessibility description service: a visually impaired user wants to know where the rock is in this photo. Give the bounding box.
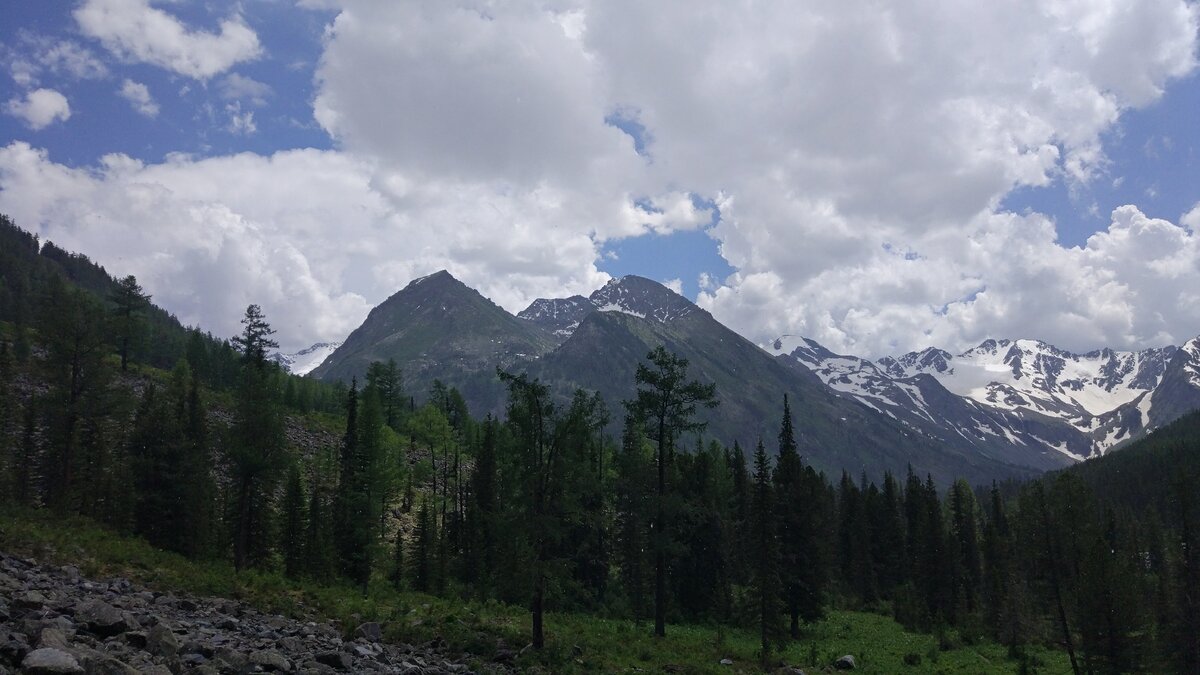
[19,648,83,674]
[719,658,734,665]
[0,600,9,621]
[834,654,856,670]
[250,649,292,672]
[353,623,382,643]
[145,624,179,658]
[71,651,139,675]
[314,652,351,671]
[72,601,128,637]
[34,629,69,651]
[139,666,172,675]
[13,591,48,610]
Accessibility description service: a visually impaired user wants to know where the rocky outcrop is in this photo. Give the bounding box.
[0,552,489,674]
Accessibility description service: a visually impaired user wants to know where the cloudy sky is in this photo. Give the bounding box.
[1,1,1199,357]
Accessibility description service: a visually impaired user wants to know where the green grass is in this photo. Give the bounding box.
[0,506,1069,674]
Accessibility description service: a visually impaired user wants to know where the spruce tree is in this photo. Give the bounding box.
[281,463,307,578]
[228,304,285,571]
[750,439,782,665]
[109,275,150,372]
[615,413,652,626]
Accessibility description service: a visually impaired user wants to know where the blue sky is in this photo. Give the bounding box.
[1,1,1198,356]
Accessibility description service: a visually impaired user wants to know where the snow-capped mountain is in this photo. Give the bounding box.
[774,335,1200,459]
[518,275,697,338]
[270,341,342,376]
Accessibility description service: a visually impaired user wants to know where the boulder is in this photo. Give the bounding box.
[34,629,69,652]
[146,624,179,658]
[19,648,83,675]
[834,654,856,670]
[315,651,351,671]
[72,601,128,637]
[249,649,292,672]
[353,623,382,643]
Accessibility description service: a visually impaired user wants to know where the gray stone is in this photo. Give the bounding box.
[20,648,83,674]
[72,601,127,637]
[314,652,351,671]
[834,654,856,670]
[352,623,382,643]
[35,629,69,652]
[14,591,48,610]
[249,649,292,672]
[719,658,734,666]
[145,624,179,658]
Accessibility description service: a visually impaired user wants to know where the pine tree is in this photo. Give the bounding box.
[228,304,285,571]
[772,394,823,636]
[468,416,499,595]
[625,346,718,637]
[615,413,652,626]
[750,439,782,665]
[109,275,150,372]
[335,379,373,594]
[38,279,113,513]
[281,463,307,578]
[947,479,982,621]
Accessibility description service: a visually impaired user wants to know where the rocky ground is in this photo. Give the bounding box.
[0,551,496,674]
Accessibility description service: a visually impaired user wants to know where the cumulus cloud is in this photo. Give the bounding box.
[75,0,261,80]
[4,0,1198,357]
[0,142,612,350]
[118,79,158,118]
[5,88,71,130]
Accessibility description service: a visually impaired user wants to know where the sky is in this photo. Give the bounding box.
[1,1,1199,357]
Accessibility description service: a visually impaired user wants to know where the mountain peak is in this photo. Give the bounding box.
[589,275,696,322]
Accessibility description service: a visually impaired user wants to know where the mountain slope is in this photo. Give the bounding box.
[776,334,1200,458]
[524,278,1056,485]
[270,341,341,376]
[309,271,557,400]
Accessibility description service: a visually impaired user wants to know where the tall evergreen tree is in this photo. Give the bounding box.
[772,394,822,636]
[625,346,718,637]
[335,379,374,593]
[281,463,307,579]
[109,275,150,372]
[227,304,285,571]
[750,439,782,665]
[615,413,652,626]
[38,278,113,512]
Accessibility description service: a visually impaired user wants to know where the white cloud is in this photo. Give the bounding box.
[4,0,1198,358]
[218,73,272,106]
[0,142,612,351]
[118,79,159,118]
[225,102,256,135]
[75,0,261,80]
[1183,203,1200,231]
[663,278,683,295]
[5,35,109,87]
[5,88,71,130]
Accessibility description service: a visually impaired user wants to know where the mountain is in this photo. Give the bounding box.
[316,271,1064,484]
[774,334,1200,458]
[516,275,700,341]
[309,271,558,403]
[270,341,342,376]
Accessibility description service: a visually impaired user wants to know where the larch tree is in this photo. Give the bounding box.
[625,346,718,638]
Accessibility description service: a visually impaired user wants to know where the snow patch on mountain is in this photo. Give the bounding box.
[271,341,342,376]
[519,276,696,337]
[771,333,1200,460]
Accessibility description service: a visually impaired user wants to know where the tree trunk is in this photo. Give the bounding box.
[654,418,667,638]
